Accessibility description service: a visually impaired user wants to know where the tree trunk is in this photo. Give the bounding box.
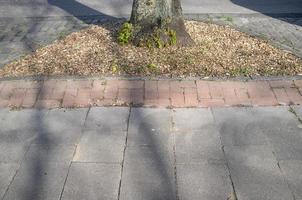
[129,0,193,47]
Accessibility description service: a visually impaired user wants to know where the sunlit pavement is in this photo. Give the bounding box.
[0,106,302,200]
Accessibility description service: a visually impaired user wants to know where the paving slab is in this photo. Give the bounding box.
[73,129,127,163]
[224,145,294,200]
[279,160,302,200]
[61,162,121,200]
[24,144,76,164]
[3,161,70,200]
[251,107,302,161]
[174,129,224,164]
[84,107,129,131]
[177,162,233,200]
[172,108,215,131]
[127,108,172,149]
[173,108,224,164]
[120,146,176,200]
[0,108,88,200]
[32,108,88,145]
[0,108,47,132]
[0,163,19,199]
[1,0,302,18]
[0,109,48,163]
[266,127,302,161]
[0,142,31,163]
[73,107,129,163]
[292,105,302,119]
[0,106,302,199]
[120,108,176,199]
[213,106,302,161]
[212,107,270,146]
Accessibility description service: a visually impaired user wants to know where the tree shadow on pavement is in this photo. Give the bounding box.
[122,108,177,199]
[0,0,124,68]
[47,0,119,23]
[230,0,302,27]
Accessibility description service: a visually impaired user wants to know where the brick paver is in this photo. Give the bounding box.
[0,78,302,109]
[247,81,278,106]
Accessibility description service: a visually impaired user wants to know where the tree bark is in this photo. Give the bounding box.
[130,0,193,47]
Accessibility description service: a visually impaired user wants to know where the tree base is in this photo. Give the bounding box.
[132,18,194,48]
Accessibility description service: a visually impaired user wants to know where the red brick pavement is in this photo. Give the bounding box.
[0,78,301,109]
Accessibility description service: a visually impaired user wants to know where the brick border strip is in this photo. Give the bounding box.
[0,78,302,109]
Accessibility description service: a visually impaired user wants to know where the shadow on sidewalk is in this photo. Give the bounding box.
[1,79,177,199]
[47,0,119,23]
[231,0,302,27]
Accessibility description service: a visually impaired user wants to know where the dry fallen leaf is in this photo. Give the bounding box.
[0,20,301,78]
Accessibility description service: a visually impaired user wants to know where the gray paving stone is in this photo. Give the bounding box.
[0,106,302,199]
[0,41,32,54]
[121,108,175,199]
[175,127,224,164]
[177,162,233,200]
[24,144,76,164]
[250,106,298,122]
[2,0,302,18]
[61,162,121,200]
[127,108,172,149]
[120,146,176,200]
[251,107,302,161]
[173,108,214,131]
[0,142,31,163]
[0,163,19,199]
[0,127,37,147]
[73,129,126,163]
[85,107,129,131]
[212,107,270,146]
[0,109,48,163]
[292,106,302,119]
[33,108,88,145]
[73,107,129,163]
[0,108,47,133]
[3,161,70,200]
[213,106,302,160]
[279,160,302,200]
[266,127,302,161]
[225,145,294,200]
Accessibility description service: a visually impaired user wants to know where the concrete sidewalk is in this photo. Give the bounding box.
[1,0,302,18]
[1,106,302,200]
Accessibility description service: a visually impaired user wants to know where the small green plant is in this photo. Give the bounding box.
[138,27,176,48]
[111,62,119,73]
[147,63,160,73]
[154,36,164,48]
[58,30,68,40]
[167,29,177,45]
[118,22,133,45]
[220,15,233,23]
[184,55,193,65]
[147,63,156,70]
[229,67,251,76]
